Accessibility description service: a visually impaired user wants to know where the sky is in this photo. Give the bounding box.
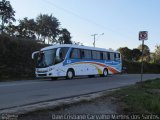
[10,0,160,52]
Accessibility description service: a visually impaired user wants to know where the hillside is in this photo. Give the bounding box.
[0,34,47,80]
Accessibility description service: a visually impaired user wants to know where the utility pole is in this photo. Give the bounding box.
[91,33,104,47]
[91,34,98,47]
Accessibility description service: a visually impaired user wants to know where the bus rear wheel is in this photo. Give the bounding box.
[66,69,74,79]
[103,69,108,77]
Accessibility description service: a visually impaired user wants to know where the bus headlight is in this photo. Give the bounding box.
[49,68,53,71]
[49,73,52,76]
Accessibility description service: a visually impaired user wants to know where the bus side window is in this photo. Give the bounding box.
[92,51,102,60]
[100,52,103,60]
[96,51,100,60]
[114,53,116,60]
[115,53,120,61]
[118,53,121,59]
[81,49,91,59]
[110,53,114,60]
[85,50,92,59]
[92,51,97,59]
[103,52,107,60]
[70,48,81,59]
[60,47,69,60]
[107,52,110,60]
[81,50,85,59]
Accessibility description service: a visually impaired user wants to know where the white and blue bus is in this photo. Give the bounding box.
[32,44,122,80]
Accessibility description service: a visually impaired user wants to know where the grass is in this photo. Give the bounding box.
[112,78,160,114]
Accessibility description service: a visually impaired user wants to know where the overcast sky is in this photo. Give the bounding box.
[11,0,160,52]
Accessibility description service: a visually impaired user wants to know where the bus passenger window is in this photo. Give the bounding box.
[115,53,120,60]
[85,50,91,59]
[92,51,97,59]
[103,52,107,60]
[81,50,85,59]
[96,51,100,60]
[110,53,114,60]
[107,52,110,60]
[71,49,80,59]
[60,47,69,60]
[92,51,100,60]
[100,52,103,60]
[117,53,120,58]
[81,50,91,59]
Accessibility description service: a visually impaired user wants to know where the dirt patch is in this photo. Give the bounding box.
[19,95,123,120]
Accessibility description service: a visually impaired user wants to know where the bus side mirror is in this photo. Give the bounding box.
[55,48,61,62]
[32,51,39,59]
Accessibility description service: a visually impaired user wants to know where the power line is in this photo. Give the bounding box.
[42,0,131,41]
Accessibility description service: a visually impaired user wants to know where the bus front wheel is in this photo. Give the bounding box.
[66,69,74,79]
[102,69,108,77]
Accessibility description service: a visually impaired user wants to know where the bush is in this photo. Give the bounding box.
[123,60,160,73]
[0,34,47,80]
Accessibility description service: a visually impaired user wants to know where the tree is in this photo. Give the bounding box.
[36,14,60,43]
[17,17,36,39]
[0,0,15,33]
[138,44,150,61]
[138,44,150,56]
[58,28,72,44]
[150,53,156,63]
[4,22,17,36]
[131,48,141,61]
[155,45,160,56]
[118,47,132,61]
[154,45,160,63]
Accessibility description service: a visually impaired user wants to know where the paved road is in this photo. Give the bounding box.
[0,74,160,111]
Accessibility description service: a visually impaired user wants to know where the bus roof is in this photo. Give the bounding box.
[41,44,120,53]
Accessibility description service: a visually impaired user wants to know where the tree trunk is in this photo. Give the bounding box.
[1,16,4,34]
[37,34,40,40]
[43,36,45,44]
[48,37,49,44]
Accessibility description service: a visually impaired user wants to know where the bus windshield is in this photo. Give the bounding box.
[36,49,57,68]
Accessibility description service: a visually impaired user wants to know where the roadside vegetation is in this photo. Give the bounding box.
[0,34,47,80]
[119,46,160,73]
[123,60,160,73]
[112,78,160,114]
